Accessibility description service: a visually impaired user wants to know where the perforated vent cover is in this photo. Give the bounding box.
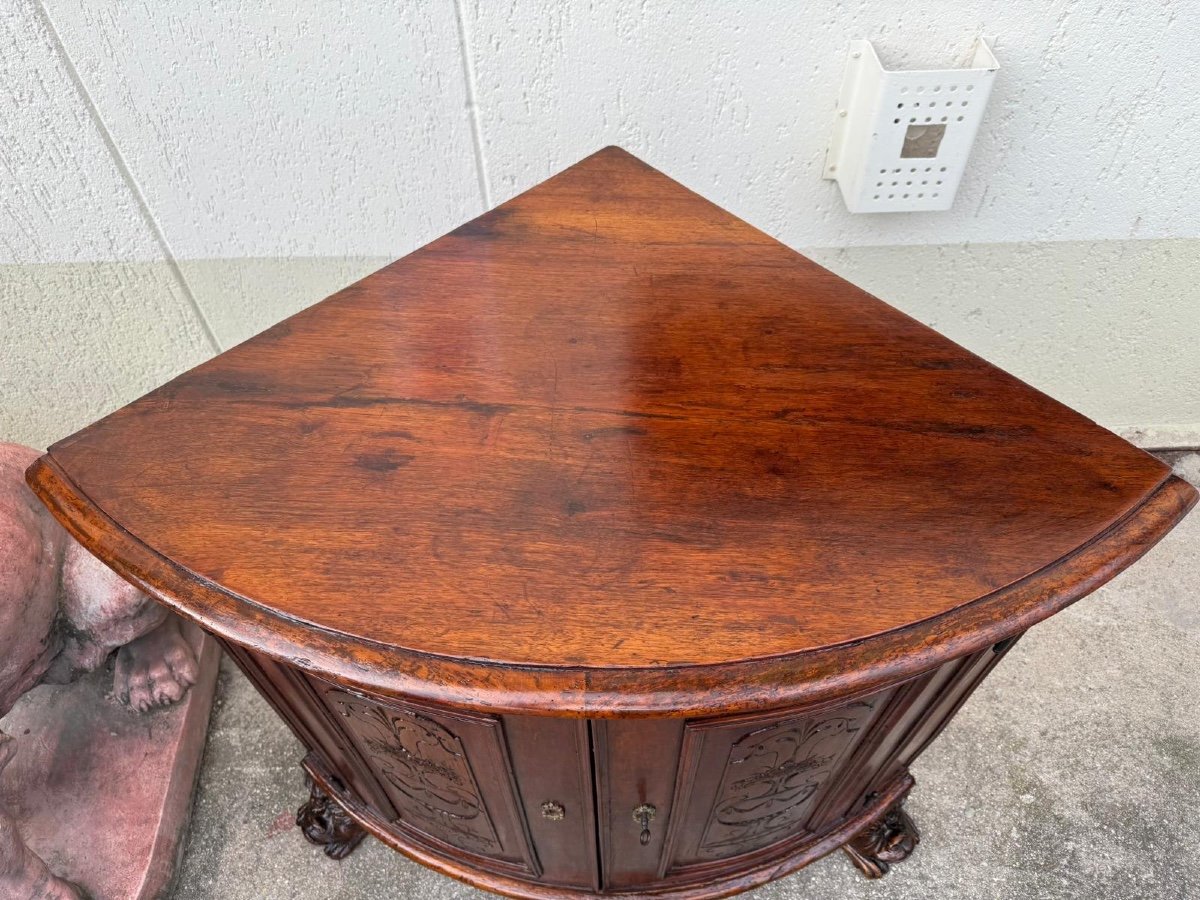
[824,38,998,213]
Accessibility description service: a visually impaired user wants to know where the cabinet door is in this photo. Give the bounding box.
[593,719,686,890]
[315,683,538,880]
[660,694,889,876]
[503,716,599,890]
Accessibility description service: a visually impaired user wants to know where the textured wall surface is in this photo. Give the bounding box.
[465,1,1200,248]
[2,262,213,451]
[1,1,1197,449]
[0,5,157,265]
[812,238,1200,438]
[0,5,214,448]
[42,1,482,262]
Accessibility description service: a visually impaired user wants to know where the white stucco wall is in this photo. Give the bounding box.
[466,1,1199,248]
[2,1,1198,449]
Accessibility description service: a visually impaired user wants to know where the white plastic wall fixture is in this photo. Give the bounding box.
[824,38,999,213]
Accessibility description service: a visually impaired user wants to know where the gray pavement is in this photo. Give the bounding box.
[170,454,1200,900]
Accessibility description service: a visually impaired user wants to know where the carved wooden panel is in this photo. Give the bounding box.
[662,693,890,873]
[224,640,1022,894]
[329,689,500,852]
[314,684,538,877]
[700,707,871,856]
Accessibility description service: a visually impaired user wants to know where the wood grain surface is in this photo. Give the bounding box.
[29,147,1195,716]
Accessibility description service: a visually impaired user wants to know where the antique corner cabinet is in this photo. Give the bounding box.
[28,148,1195,898]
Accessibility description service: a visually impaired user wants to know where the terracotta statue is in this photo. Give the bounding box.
[0,442,201,899]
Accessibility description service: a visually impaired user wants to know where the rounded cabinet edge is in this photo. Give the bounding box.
[26,455,1197,718]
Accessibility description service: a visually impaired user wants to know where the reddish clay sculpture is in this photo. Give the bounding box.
[0,443,218,899]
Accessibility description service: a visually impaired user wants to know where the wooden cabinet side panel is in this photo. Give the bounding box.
[806,666,955,832]
[894,637,1021,771]
[218,640,396,818]
[817,638,1023,828]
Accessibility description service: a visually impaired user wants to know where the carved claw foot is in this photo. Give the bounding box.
[297,778,365,860]
[843,797,920,878]
[113,616,199,712]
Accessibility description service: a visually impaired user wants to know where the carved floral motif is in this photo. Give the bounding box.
[699,703,874,858]
[328,691,501,854]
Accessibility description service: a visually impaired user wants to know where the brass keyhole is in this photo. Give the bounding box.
[633,804,656,846]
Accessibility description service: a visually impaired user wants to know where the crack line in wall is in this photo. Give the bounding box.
[33,0,223,354]
[453,0,492,210]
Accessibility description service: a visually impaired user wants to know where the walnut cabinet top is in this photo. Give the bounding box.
[28,148,1196,717]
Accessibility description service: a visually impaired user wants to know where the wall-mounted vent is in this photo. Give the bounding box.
[824,38,999,213]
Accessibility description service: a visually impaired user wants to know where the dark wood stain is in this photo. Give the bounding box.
[354,450,414,473]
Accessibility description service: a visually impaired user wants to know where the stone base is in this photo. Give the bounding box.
[0,623,219,899]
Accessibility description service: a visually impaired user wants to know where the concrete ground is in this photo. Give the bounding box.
[170,454,1200,900]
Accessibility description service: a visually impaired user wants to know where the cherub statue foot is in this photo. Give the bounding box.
[0,733,87,899]
[113,616,199,712]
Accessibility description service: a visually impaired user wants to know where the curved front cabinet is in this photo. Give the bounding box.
[24,144,1197,900]
[216,636,1018,898]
